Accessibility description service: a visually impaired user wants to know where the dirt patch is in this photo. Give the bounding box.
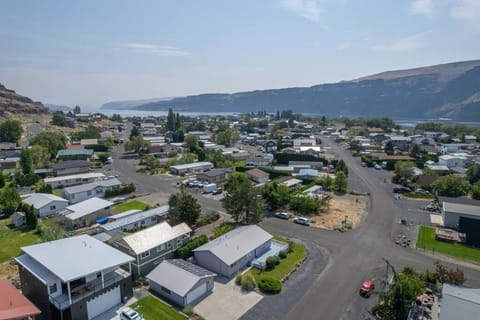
[311,193,367,230]
[0,260,20,288]
[135,193,170,207]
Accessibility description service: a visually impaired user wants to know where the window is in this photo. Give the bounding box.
[156,244,165,252]
[50,205,56,210]
[96,272,101,278]
[166,242,171,249]
[151,217,156,223]
[71,194,75,199]
[140,251,150,259]
[49,283,57,294]
[177,238,183,246]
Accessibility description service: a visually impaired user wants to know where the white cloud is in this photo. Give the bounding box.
[281,0,323,22]
[115,42,190,57]
[451,0,480,28]
[409,0,435,17]
[373,32,429,52]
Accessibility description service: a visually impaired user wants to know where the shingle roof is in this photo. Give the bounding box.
[23,193,67,209]
[16,235,133,282]
[121,222,191,254]
[52,160,90,170]
[62,197,113,220]
[146,259,216,296]
[0,279,41,320]
[193,225,272,265]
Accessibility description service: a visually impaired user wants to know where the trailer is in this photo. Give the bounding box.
[203,183,217,194]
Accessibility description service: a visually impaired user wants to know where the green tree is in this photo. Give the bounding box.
[144,155,160,171]
[410,144,420,158]
[0,119,23,143]
[262,182,291,210]
[333,171,348,192]
[129,126,140,139]
[125,135,150,155]
[335,160,348,176]
[289,195,319,214]
[466,163,480,184]
[393,161,416,185]
[52,111,67,126]
[432,175,470,197]
[30,145,50,168]
[70,125,100,141]
[167,108,175,131]
[168,187,201,227]
[30,132,67,159]
[184,134,199,149]
[214,128,240,147]
[223,172,265,224]
[20,203,37,228]
[20,148,33,175]
[471,182,480,200]
[104,136,116,148]
[73,105,81,114]
[0,174,4,188]
[0,186,21,215]
[384,140,394,155]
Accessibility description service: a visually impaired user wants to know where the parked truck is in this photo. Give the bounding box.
[203,183,217,194]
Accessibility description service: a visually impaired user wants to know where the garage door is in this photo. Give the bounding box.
[86,286,120,320]
[186,283,207,305]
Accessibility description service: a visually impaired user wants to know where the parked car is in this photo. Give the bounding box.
[415,189,430,194]
[393,187,411,194]
[293,217,310,226]
[274,212,291,220]
[212,188,223,195]
[374,164,381,170]
[120,307,144,320]
[359,280,375,297]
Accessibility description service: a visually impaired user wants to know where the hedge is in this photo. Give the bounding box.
[274,153,322,164]
[258,276,282,294]
[176,235,208,259]
[104,183,136,197]
[195,211,220,227]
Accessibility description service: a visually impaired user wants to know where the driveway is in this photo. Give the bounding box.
[194,277,263,320]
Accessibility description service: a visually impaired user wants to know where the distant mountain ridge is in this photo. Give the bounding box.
[101,97,176,110]
[0,83,48,116]
[101,60,480,120]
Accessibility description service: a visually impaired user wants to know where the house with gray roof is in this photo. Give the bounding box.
[56,149,93,161]
[147,259,216,307]
[44,172,105,189]
[15,235,134,320]
[440,284,480,319]
[112,222,192,277]
[62,178,122,204]
[193,225,272,277]
[99,205,169,233]
[23,193,69,217]
[59,197,113,229]
[52,160,90,177]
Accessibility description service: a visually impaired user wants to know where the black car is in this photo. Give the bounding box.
[393,187,411,194]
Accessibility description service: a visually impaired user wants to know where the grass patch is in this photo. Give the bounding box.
[53,189,62,197]
[417,226,480,264]
[247,236,307,282]
[130,296,187,320]
[404,193,435,200]
[113,200,148,213]
[0,218,42,263]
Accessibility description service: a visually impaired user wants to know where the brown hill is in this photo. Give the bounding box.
[0,83,48,116]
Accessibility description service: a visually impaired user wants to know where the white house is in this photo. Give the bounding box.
[60,197,114,229]
[438,155,467,169]
[44,172,105,189]
[23,193,69,217]
[62,178,122,204]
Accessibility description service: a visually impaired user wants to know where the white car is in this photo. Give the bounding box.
[293,217,310,226]
[274,212,291,220]
[120,307,144,320]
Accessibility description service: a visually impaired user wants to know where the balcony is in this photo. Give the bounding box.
[49,268,130,310]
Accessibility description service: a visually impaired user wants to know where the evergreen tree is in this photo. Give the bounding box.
[384,140,394,155]
[20,148,33,175]
[167,108,175,131]
[168,187,201,227]
[73,105,81,114]
[0,119,23,143]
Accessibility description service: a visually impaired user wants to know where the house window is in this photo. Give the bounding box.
[140,251,150,259]
[49,283,57,294]
[97,272,102,278]
[177,238,183,246]
[156,244,165,252]
[50,205,56,210]
[166,242,171,249]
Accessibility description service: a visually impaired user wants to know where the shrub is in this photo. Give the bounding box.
[241,274,256,291]
[182,306,194,316]
[176,235,208,259]
[266,256,280,270]
[195,211,220,227]
[213,222,234,238]
[258,276,282,294]
[287,241,294,253]
[104,183,136,197]
[235,273,242,285]
[279,250,287,259]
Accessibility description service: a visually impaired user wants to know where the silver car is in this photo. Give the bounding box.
[120,307,144,320]
[293,217,310,226]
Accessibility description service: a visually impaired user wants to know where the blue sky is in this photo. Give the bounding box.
[1,0,479,109]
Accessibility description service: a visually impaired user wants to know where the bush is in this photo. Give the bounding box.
[182,306,194,316]
[279,250,287,259]
[104,183,136,197]
[257,276,282,294]
[213,222,234,238]
[266,256,280,270]
[176,235,208,259]
[235,273,242,285]
[241,274,256,291]
[195,211,220,227]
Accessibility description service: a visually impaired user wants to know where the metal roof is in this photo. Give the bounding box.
[101,205,169,232]
[443,202,480,217]
[441,284,480,320]
[62,197,113,220]
[18,235,133,282]
[146,259,216,297]
[44,172,105,184]
[23,193,67,209]
[52,160,90,170]
[0,279,41,319]
[170,162,213,170]
[57,149,93,156]
[109,209,142,221]
[63,178,122,195]
[122,222,191,254]
[246,168,269,178]
[193,225,272,265]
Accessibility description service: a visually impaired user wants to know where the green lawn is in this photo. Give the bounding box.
[53,189,62,197]
[130,296,187,320]
[247,236,307,282]
[112,200,148,213]
[0,218,42,263]
[417,226,480,264]
[404,193,435,200]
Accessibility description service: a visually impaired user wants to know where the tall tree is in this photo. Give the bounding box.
[30,132,67,159]
[393,161,416,185]
[0,186,21,215]
[466,163,480,184]
[0,119,23,143]
[335,160,348,176]
[129,126,140,139]
[168,187,201,227]
[471,182,480,200]
[30,145,50,169]
[214,128,240,147]
[52,111,67,126]
[384,140,394,155]
[167,108,175,131]
[73,105,81,114]
[334,171,348,192]
[20,148,33,175]
[432,175,470,197]
[124,135,150,155]
[184,134,199,149]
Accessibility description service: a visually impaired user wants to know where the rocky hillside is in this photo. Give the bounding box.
[108,60,480,120]
[0,83,48,116]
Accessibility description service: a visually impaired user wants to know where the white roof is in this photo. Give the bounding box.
[122,222,191,254]
[281,178,303,187]
[23,193,67,209]
[443,202,480,217]
[63,197,113,220]
[63,178,122,194]
[439,155,467,160]
[170,162,213,170]
[44,172,105,184]
[17,235,133,282]
[194,225,272,265]
[441,284,480,319]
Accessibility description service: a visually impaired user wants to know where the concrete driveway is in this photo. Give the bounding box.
[194,277,263,320]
